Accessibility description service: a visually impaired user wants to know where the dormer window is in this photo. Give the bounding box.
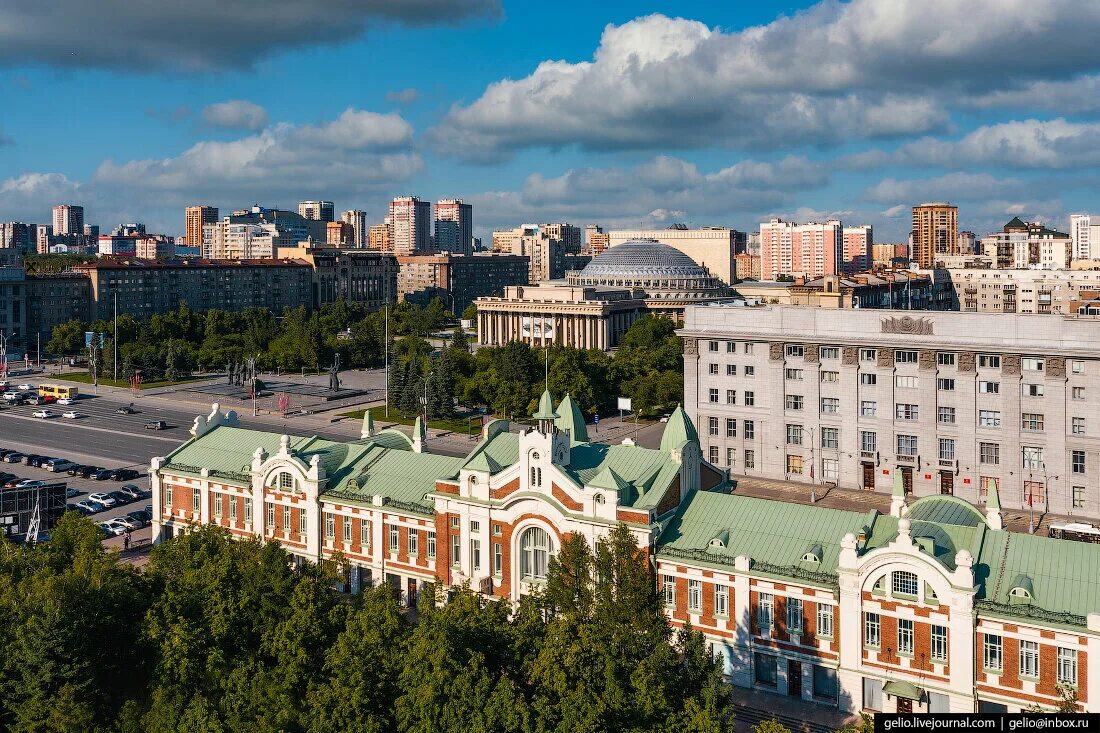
[708,530,729,549]
[800,544,822,564]
[1010,587,1032,600]
[278,472,294,491]
[1009,574,1034,603]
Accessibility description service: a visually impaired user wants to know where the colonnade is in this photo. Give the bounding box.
[477,309,635,350]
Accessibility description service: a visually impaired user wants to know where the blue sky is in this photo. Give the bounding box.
[2,0,1100,242]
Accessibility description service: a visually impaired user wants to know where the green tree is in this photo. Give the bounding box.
[46,319,86,356]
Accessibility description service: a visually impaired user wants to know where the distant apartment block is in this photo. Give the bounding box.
[277,242,396,310]
[734,253,761,280]
[979,217,1071,270]
[389,197,431,255]
[185,206,218,249]
[326,221,355,246]
[912,203,958,268]
[340,209,369,248]
[842,224,873,274]
[396,252,529,314]
[368,222,393,253]
[434,199,473,256]
[759,219,843,281]
[872,243,909,266]
[298,200,335,222]
[52,204,84,236]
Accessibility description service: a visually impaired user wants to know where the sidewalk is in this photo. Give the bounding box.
[728,685,859,733]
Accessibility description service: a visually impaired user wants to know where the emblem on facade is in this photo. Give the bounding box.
[880,316,934,335]
[682,337,698,356]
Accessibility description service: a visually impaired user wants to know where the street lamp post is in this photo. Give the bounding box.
[808,426,817,503]
[421,370,434,426]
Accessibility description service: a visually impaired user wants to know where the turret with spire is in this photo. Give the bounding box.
[985,479,1004,530]
[554,393,588,443]
[890,471,908,517]
[360,409,375,439]
[532,389,559,436]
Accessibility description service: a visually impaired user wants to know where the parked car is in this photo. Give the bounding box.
[26,396,44,406]
[67,503,92,515]
[45,458,74,472]
[27,455,52,467]
[111,516,140,531]
[65,488,80,498]
[31,409,53,419]
[0,471,16,482]
[16,383,34,391]
[144,420,167,430]
[107,490,133,505]
[110,468,140,481]
[76,500,102,513]
[91,469,115,481]
[126,510,152,527]
[117,485,143,501]
[55,397,75,405]
[0,449,14,459]
[15,480,45,489]
[98,521,126,537]
[67,464,87,476]
[61,411,84,419]
[78,465,104,478]
[2,477,23,488]
[2,453,25,463]
[115,404,135,414]
[21,454,42,466]
[87,492,117,508]
[144,504,153,515]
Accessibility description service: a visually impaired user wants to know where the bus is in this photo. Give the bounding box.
[1048,522,1100,544]
[38,384,79,401]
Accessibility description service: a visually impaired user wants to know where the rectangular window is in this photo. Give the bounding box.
[165,485,173,509]
[979,381,1000,394]
[939,439,955,461]
[786,454,804,475]
[408,528,418,556]
[451,535,461,567]
[821,427,839,449]
[708,416,719,436]
[213,493,223,518]
[786,345,804,357]
[895,350,918,364]
[282,505,290,532]
[1071,360,1084,374]
[937,353,956,366]
[786,424,803,445]
[820,346,840,359]
[1022,446,1044,470]
[471,519,481,533]
[726,418,737,437]
[1024,383,1045,397]
[745,365,755,377]
[708,341,718,352]
[860,348,877,362]
[861,431,877,453]
[493,542,502,575]
[425,530,435,558]
[229,495,237,521]
[1023,357,1044,371]
[897,618,914,656]
[1073,450,1086,474]
[744,391,755,406]
[325,512,335,539]
[938,406,956,425]
[714,584,729,617]
[817,605,833,638]
[758,593,774,629]
[895,375,918,388]
[1058,647,1077,685]
[389,526,399,551]
[471,538,481,571]
[663,575,676,608]
[897,435,917,456]
[744,449,756,468]
[709,446,719,463]
[821,370,839,382]
[1073,417,1086,435]
[931,625,948,663]
[1021,413,1044,431]
[979,410,1001,427]
[787,597,804,634]
[860,400,877,417]
[299,508,308,535]
[785,368,804,380]
[983,635,1003,672]
[265,502,274,529]
[745,343,754,354]
[1019,640,1039,679]
[979,354,1001,368]
[893,571,919,596]
[726,389,736,404]
[980,443,1000,465]
[785,394,804,410]
[744,420,755,439]
[450,516,460,528]
[937,378,955,391]
[342,516,352,542]
[708,363,719,375]
[244,497,252,526]
[688,579,702,613]
[1073,386,1086,400]
[727,341,736,353]
[821,397,839,414]
[726,448,734,466]
[895,403,919,421]
[363,520,372,548]
[708,388,718,403]
[755,653,778,687]
[1074,486,1085,509]
[493,524,502,536]
[726,364,736,376]
[860,373,877,386]
[864,612,880,648]
[192,488,201,512]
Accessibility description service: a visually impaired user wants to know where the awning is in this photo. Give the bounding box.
[883,681,924,701]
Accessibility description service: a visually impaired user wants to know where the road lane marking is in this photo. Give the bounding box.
[0,413,184,444]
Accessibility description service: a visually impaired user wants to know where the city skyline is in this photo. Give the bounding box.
[3,1,1100,242]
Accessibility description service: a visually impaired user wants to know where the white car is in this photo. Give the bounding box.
[32,409,53,419]
[62,411,83,419]
[17,383,34,391]
[87,492,117,508]
[56,397,75,405]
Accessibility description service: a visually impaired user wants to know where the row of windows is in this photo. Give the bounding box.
[706,417,756,438]
[864,613,947,662]
[780,345,1086,375]
[982,635,1078,685]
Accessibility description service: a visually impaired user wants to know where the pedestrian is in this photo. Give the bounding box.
[124,532,131,551]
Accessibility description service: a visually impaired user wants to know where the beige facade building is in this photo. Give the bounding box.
[607,226,741,284]
[872,243,909,266]
[491,225,565,282]
[940,267,1100,314]
[734,253,761,280]
[389,196,431,255]
[979,218,1072,270]
[682,304,1100,518]
[368,222,393,252]
[340,209,368,248]
[912,203,958,268]
[396,252,530,314]
[276,242,397,309]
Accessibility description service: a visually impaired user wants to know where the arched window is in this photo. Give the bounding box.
[520,526,555,581]
[278,471,295,491]
[892,570,919,597]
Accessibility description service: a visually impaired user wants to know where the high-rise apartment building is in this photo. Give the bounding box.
[759,219,843,281]
[368,221,393,252]
[340,209,368,248]
[298,200,335,222]
[1069,214,1100,262]
[434,199,473,255]
[35,225,53,254]
[185,206,219,250]
[0,222,33,254]
[51,204,84,236]
[539,223,582,254]
[911,203,958,268]
[326,221,354,246]
[957,231,977,254]
[389,196,432,255]
[980,218,1072,270]
[841,224,873,274]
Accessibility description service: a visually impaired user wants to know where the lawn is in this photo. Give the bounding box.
[340,408,485,435]
[47,372,211,390]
